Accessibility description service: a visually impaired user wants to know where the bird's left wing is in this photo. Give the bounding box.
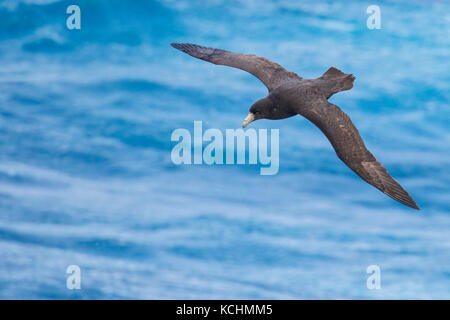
[302,99,419,209]
[171,43,301,92]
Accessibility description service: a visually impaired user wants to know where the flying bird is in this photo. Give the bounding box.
[171,43,419,210]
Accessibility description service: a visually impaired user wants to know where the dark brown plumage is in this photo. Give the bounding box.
[171,43,420,210]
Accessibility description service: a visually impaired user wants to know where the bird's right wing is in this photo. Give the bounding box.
[171,43,301,92]
[303,99,419,209]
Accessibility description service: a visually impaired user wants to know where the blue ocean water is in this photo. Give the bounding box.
[0,0,449,299]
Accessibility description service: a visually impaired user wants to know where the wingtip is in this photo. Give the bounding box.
[169,43,215,61]
[404,198,420,210]
[170,42,196,53]
[405,194,420,210]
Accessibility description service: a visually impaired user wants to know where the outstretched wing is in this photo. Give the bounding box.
[303,99,419,209]
[171,43,301,92]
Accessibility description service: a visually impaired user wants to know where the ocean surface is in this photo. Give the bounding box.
[0,0,449,299]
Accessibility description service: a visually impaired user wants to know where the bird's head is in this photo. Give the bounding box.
[242,97,295,128]
[242,97,275,128]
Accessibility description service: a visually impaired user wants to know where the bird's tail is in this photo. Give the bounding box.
[320,67,355,98]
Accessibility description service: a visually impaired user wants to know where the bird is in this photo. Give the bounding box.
[171,43,419,210]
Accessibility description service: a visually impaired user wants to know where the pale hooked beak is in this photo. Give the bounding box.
[242,113,255,128]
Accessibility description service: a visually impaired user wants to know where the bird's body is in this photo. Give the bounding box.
[171,42,419,210]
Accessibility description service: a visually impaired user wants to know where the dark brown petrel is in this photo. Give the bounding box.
[171,43,419,210]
